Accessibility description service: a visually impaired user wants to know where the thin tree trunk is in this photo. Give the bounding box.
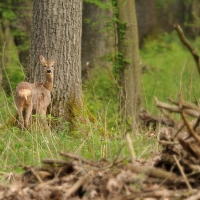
[117,0,142,133]
[29,0,83,127]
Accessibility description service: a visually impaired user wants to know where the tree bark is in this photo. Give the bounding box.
[116,0,142,133]
[135,0,157,46]
[29,0,83,127]
[82,1,115,78]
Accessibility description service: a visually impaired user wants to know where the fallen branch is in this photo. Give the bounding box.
[187,191,200,200]
[29,168,43,184]
[125,164,178,181]
[60,151,100,168]
[64,171,92,198]
[181,110,200,143]
[173,155,192,193]
[168,98,200,113]
[139,109,175,127]
[155,97,200,118]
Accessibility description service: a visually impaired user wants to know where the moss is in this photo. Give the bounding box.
[65,94,96,133]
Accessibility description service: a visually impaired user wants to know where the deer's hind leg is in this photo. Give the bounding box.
[17,106,24,128]
[25,101,33,128]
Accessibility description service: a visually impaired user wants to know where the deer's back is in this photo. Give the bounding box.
[31,83,51,111]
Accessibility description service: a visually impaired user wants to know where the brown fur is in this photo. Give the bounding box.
[15,55,55,128]
[18,88,32,101]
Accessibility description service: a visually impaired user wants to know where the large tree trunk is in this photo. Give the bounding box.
[29,0,83,127]
[117,0,142,133]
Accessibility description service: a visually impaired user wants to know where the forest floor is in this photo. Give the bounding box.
[0,146,198,200]
[1,97,200,200]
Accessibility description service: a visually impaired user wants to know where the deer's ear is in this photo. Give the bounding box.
[49,60,55,67]
[39,55,47,65]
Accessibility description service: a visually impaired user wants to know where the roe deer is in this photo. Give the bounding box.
[15,55,55,128]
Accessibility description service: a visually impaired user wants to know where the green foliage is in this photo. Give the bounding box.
[112,52,123,74]
[0,1,27,95]
[83,0,111,9]
[0,88,15,126]
[141,32,200,114]
[118,22,126,39]
[0,0,17,21]
[0,0,31,58]
[0,40,25,94]
[83,66,119,130]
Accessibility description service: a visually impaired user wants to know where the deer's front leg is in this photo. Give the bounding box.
[37,108,49,129]
[25,102,33,128]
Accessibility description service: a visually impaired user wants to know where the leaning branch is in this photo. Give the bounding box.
[173,23,200,74]
[155,97,200,118]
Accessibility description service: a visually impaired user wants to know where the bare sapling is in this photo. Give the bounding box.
[15,55,55,128]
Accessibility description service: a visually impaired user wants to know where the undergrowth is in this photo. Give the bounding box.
[141,32,200,114]
[1,31,199,172]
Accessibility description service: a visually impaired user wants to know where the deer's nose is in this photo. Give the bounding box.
[47,69,51,73]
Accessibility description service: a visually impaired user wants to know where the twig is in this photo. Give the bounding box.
[179,92,200,143]
[173,123,185,139]
[35,178,60,190]
[158,140,179,145]
[30,168,43,184]
[64,171,92,198]
[139,109,174,127]
[193,117,200,131]
[112,143,124,166]
[60,152,100,167]
[168,98,200,113]
[173,155,192,193]
[126,164,178,181]
[125,133,136,163]
[42,159,68,165]
[180,108,200,143]
[173,23,200,74]
[158,108,176,127]
[194,96,200,107]
[187,191,200,200]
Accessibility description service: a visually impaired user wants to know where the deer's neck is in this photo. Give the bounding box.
[43,75,53,91]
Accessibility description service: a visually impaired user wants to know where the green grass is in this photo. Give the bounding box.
[141,32,200,114]
[0,125,156,172]
[0,88,16,125]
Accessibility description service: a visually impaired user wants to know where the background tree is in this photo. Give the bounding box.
[29,0,83,127]
[82,1,114,78]
[135,0,156,46]
[116,0,142,133]
[0,0,31,93]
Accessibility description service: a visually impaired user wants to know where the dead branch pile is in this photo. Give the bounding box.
[0,146,199,200]
[140,95,200,197]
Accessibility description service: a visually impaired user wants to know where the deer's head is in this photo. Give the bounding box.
[39,55,55,77]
